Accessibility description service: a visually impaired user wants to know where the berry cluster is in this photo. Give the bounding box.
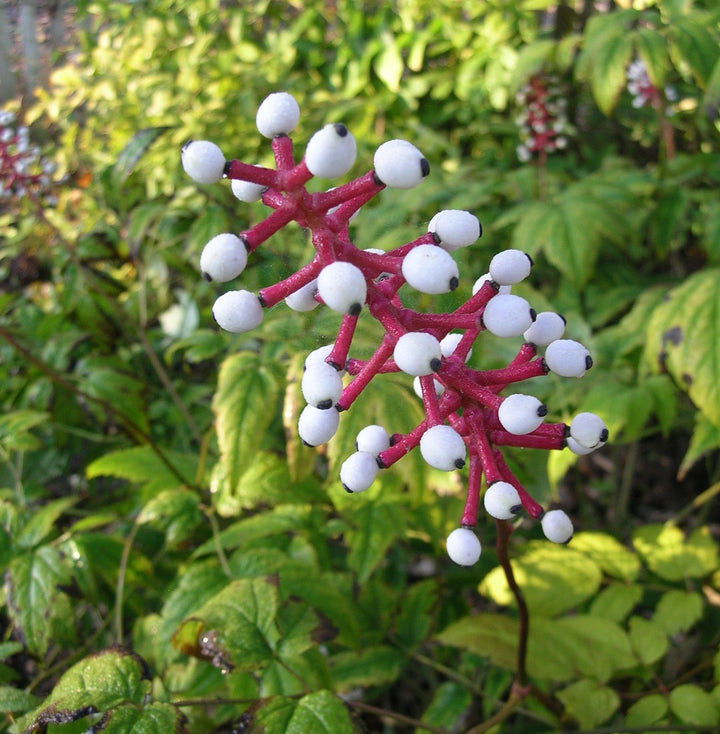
[182,92,607,566]
[0,110,58,206]
[514,74,572,162]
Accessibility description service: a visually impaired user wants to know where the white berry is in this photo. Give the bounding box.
[472,273,511,296]
[181,140,226,184]
[285,279,319,312]
[427,210,481,251]
[301,362,344,409]
[566,436,594,456]
[200,233,248,283]
[484,481,522,520]
[305,123,357,179]
[402,245,459,294]
[446,527,482,566]
[488,250,532,285]
[541,509,574,544]
[394,332,442,376]
[355,425,391,456]
[544,339,592,378]
[255,92,300,138]
[317,261,366,315]
[373,140,429,189]
[419,424,466,471]
[498,394,547,435]
[570,412,608,450]
[297,405,340,446]
[440,333,472,361]
[231,173,265,203]
[305,344,335,370]
[340,451,379,493]
[413,376,444,399]
[523,312,565,346]
[212,290,264,333]
[482,294,535,338]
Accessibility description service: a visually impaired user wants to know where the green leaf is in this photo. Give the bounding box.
[479,542,602,617]
[16,497,77,550]
[571,531,641,581]
[645,269,720,428]
[329,646,407,691]
[374,32,404,92]
[635,27,669,88]
[0,410,50,452]
[137,488,202,547]
[6,546,71,657]
[670,17,719,86]
[86,701,187,732]
[679,413,720,480]
[212,352,285,493]
[652,590,704,635]
[416,681,471,734]
[276,603,320,661]
[632,523,719,581]
[556,678,620,729]
[251,690,356,734]
[173,578,278,673]
[669,683,720,726]
[18,647,152,733]
[589,583,643,624]
[393,579,439,649]
[628,616,668,666]
[0,685,40,714]
[112,127,172,186]
[626,694,668,727]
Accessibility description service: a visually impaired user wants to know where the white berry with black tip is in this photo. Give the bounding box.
[374,139,429,189]
[541,509,574,544]
[200,233,248,283]
[255,92,300,138]
[317,261,367,315]
[570,412,608,450]
[484,481,522,520]
[428,210,481,251]
[231,174,265,203]
[402,245,459,294]
[301,362,344,409]
[305,344,334,370]
[472,273,511,296]
[523,311,565,346]
[355,425,391,456]
[181,140,226,184]
[489,250,532,286]
[482,294,535,338]
[305,123,357,179]
[446,527,482,566]
[545,339,592,378]
[297,405,340,446]
[420,424,466,471]
[498,394,547,435]
[394,332,442,376]
[340,451,379,493]
[285,279,319,312]
[212,290,264,333]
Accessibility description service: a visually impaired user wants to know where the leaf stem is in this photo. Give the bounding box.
[115,519,140,644]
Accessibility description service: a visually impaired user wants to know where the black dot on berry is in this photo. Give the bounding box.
[558,313,567,324]
[376,456,386,469]
[182,140,193,152]
[317,399,333,410]
[537,404,548,417]
[420,158,430,177]
[372,171,385,187]
[525,252,533,266]
[449,276,459,291]
[222,160,232,176]
[529,308,537,321]
[202,271,213,282]
[342,483,353,494]
[334,123,348,137]
[477,221,483,237]
[240,235,250,252]
[585,355,594,369]
[257,293,267,307]
[348,303,362,316]
[600,428,609,442]
[454,458,465,469]
[430,358,442,372]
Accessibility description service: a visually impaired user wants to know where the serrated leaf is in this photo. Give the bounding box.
[629,616,668,665]
[251,689,355,734]
[137,488,202,547]
[393,579,439,649]
[589,583,643,623]
[571,532,641,581]
[653,590,704,635]
[626,693,668,727]
[18,647,151,733]
[16,497,77,550]
[416,681,471,734]
[329,646,406,690]
[89,701,187,732]
[0,410,50,452]
[680,412,720,480]
[213,352,284,492]
[644,269,720,429]
[0,685,40,714]
[556,678,620,729]
[669,683,720,726]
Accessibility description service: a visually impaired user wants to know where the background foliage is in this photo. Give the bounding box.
[1,1,720,732]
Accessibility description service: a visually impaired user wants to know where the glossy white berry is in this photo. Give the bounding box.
[181,140,226,184]
[541,509,574,544]
[301,362,344,409]
[498,394,547,435]
[482,294,535,338]
[446,527,482,566]
[255,92,300,138]
[420,424,466,471]
[570,412,608,450]
[413,376,444,399]
[402,245,459,294]
[297,404,340,446]
[373,140,429,189]
[231,174,265,203]
[200,233,248,283]
[489,250,532,285]
[340,451,379,493]
[484,481,522,520]
[317,262,366,315]
[427,210,481,251]
[472,273,511,296]
[440,333,472,361]
[212,290,264,333]
[566,436,595,456]
[355,425,391,456]
[285,279,319,312]
[545,339,592,378]
[305,123,357,179]
[305,344,335,370]
[394,332,442,376]
[523,311,565,346]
